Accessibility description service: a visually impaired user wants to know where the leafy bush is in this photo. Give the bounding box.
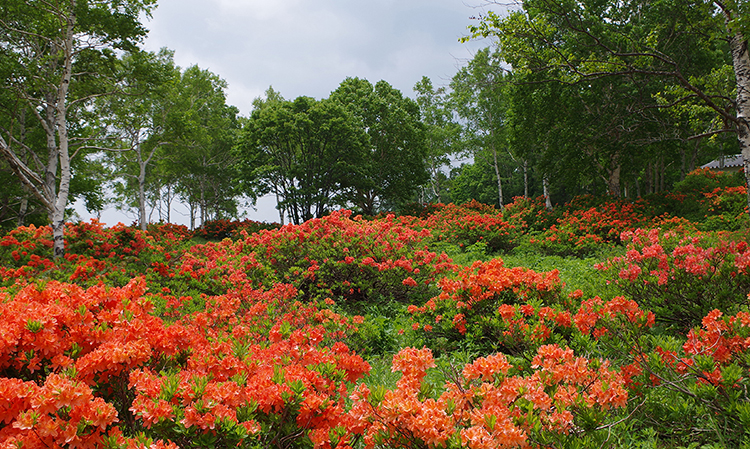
[502,195,559,233]
[348,346,628,448]
[518,196,652,257]
[244,210,456,311]
[406,258,564,355]
[647,168,746,221]
[417,201,519,253]
[597,227,750,330]
[194,218,280,241]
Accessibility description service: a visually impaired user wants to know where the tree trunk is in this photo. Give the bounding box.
[430,171,442,203]
[491,145,504,208]
[659,157,666,192]
[523,160,529,198]
[543,175,552,210]
[728,27,750,215]
[607,164,621,197]
[274,189,285,225]
[138,153,148,230]
[17,196,28,228]
[49,15,75,259]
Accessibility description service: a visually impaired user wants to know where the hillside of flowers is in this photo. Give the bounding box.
[0,169,749,448]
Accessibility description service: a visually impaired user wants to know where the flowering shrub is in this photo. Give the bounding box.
[0,221,192,288]
[524,197,651,257]
[128,283,370,449]
[0,275,372,449]
[597,227,750,329]
[643,168,747,222]
[194,218,280,241]
[244,210,457,310]
[0,278,175,447]
[502,195,559,233]
[700,185,750,231]
[606,308,750,447]
[146,222,193,241]
[348,346,628,448]
[407,258,564,354]
[415,201,519,252]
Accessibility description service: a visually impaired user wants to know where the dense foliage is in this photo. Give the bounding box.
[0,173,748,448]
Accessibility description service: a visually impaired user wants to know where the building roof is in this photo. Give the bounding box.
[701,154,744,170]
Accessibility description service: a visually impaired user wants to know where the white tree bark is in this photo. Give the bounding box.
[543,175,552,210]
[50,15,75,259]
[728,29,750,213]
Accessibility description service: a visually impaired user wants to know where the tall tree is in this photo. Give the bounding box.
[0,0,156,257]
[98,49,179,230]
[241,87,288,224]
[413,76,462,204]
[330,78,429,215]
[451,48,514,207]
[466,0,750,209]
[237,96,367,225]
[162,65,241,229]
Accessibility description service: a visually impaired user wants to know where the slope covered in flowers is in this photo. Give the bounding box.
[0,169,748,448]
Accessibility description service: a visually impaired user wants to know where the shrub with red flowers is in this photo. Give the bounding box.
[194,218,280,241]
[244,210,457,310]
[522,196,651,257]
[641,168,746,224]
[146,222,193,242]
[609,308,750,447]
[0,275,372,449]
[406,258,564,354]
[415,201,519,253]
[348,345,628,448]
[0,278,175,448]
[700,185,750,231]
[0,221,193,288]
[597,227,750,329]
[128,283,370,449]
[501,195,559,234]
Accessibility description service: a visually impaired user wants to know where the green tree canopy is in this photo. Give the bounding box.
[465,0,750,210]
[163,65,241,229]
[413,76,462,204]
[0,0,156,257]
[330,78,429,215]
[237,95,368,225]
[97,48,180,230]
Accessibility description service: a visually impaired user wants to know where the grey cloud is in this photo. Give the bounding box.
[142,0,488,115]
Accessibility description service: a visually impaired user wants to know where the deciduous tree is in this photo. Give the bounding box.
[466,0,750,210]
[451,47,514,207]
[0,0,156,257]
[330,78,429,215]
[237,95,367,225]
[161,65,241,229]
[413,76,462,204]
[98,49,179,230]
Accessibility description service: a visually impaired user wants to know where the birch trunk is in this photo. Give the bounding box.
[543,175,552,210]
[49,9,76,259]
[728,28,750,215]
[138,152,148,230]
[491,144,504,208]
[523,159,529,198]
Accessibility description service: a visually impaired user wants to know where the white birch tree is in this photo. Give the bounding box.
[0,0,156,258]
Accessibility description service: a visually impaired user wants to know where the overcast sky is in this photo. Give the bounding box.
[140,0,491,115]
[79,0,498,226]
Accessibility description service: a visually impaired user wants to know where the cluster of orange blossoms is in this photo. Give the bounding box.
[0,193,749,448]
[347,345,627,448]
